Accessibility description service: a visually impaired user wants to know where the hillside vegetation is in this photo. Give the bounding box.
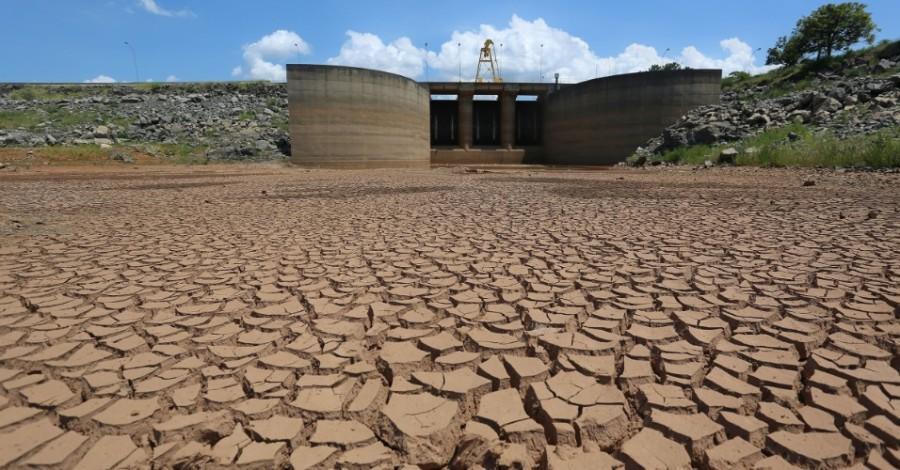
[631,39,900,169]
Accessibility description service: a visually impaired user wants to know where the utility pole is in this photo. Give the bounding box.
[539,43,544,82]
[457,42,461,82]
[124,41,140,82]
[424,42,429,82]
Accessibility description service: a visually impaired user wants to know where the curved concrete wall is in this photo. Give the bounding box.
[287,64,430,168]
[544,69,721,165]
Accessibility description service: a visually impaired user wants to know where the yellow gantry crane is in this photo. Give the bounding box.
[475,39,503,83]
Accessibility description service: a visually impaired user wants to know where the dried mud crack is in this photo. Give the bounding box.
[0,165,897,469]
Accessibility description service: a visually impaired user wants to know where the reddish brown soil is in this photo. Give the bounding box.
[0,164,897,468]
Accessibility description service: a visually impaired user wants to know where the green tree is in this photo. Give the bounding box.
[767,2,877,65]
[649,62,682,72]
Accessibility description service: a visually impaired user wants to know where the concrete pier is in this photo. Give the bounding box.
[499,91,515,150]
[457,91,473,150]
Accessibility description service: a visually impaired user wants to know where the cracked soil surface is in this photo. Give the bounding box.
[0,164,897,469]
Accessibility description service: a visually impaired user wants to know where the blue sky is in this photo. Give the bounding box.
[3,0,897,83]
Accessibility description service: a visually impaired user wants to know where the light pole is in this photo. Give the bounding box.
[124,41,139,82]
[539,43,544,82]
[457,42,461,82]
[424,42,429,82]
[663,47,671,62]
[497,43,503,79]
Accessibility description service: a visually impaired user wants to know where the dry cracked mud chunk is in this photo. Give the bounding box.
[542,444,624,469]
[378,392,460,466]
[0,418,65,466]
[74,434,145,470]
[247,415,304,444]
[620,428,692,470]
[719,411,769,448]
[24,430,89,466]
[757,401,805,433]
[637,383,697,414]
[21,379,75,407]
[235,441,286,466]
[574,404,630,450]
[377,341,430,379]
[309,419,375,447]
[338,441,394,468]
[0,405,42,428]
[412,367,490,417]
[92,397,160,426]
[210,423,252,464]
[503,354,550,389]
[289,445,339,470]
[476,387,546,460]
[467,328,527,355]
[705,437,765,470]
[766,431,854,468]
[650,409,726,462]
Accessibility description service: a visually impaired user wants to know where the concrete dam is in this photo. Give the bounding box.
[287,64,721,167]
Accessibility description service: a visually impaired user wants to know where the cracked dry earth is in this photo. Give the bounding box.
[0,165,898,470]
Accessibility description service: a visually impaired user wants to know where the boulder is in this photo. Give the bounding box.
[717,147,738,164]
[873,59,896,73]
[662,128,689,149]
[690,125,721,145]
[748,113,770,126]
[93,125,110,138]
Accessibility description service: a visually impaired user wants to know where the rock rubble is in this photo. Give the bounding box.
[0,82,290,161]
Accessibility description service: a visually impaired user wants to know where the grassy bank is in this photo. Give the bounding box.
[721,39,900,98]
[643,123,900,168]
[3,81,279,102]
[0,143,210,166]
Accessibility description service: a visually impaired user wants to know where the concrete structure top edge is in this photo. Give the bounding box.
[287,63,428,90]
[423,82,556,95]
[566,68,722,88]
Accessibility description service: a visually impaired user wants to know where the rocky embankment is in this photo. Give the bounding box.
[633,54,900,164]
[0,82,289,161]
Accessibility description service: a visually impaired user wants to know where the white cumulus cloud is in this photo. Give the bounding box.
[165,75,178,82]
[84,74,117,83]
[325,15,771,82]
[680,38,775,75]
[137,0,194,18]
[233,30,310,82]
[328,31,427,78]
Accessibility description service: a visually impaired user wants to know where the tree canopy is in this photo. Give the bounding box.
[649,62,683,72]
[766,2,877,66]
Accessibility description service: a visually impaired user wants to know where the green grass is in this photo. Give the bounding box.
[0,110,46,129]
[0,107,132,131]
[154,143,209,164]
[237,111,255,121]
[7,85,106,101]
[0,108,98,130]
[26,143,212,165]
[649,123,900,168]
[36,145,115,163]
[272,116,289,131]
